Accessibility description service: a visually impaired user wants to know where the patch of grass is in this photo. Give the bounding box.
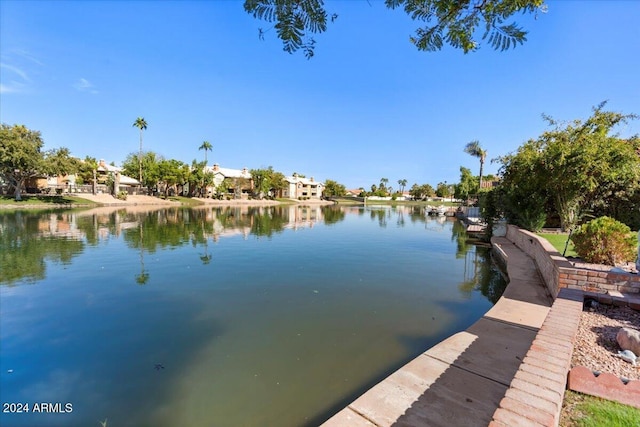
[332,198,361,205]
[274,198,296,204]
[166,196,203,206]
[537,232,578,258]
[0,195,96,205]
[560,390,640,427]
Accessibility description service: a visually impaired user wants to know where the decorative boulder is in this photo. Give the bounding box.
[617,327,640,356]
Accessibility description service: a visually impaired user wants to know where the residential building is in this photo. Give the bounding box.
[207,164,253,198]
[281,173,324,199]
[96,159,140,194]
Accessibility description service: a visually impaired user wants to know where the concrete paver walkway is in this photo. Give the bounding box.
[322,237,556,426]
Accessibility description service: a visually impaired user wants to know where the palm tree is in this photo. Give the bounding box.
[464,140,487,191]
[199,140,213,164]
[133,117,148,185]
[398,179,408,194]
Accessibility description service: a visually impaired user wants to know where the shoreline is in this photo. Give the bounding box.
[0,194,336,209]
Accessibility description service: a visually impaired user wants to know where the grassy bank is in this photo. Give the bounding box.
[537,232,578,258]
[560,390,640,426]
[0,195,96,206]
[164,195,204,206]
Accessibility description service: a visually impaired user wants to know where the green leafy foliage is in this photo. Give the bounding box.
[244,0,330,58]
[323,179,346,197]
[497,103,640,231]
[250,166,287,199]
[245,0,544,57]
[157,158,189,197]
[570,216,637,266]
[186,160,213,197]
[0,124,79,200]
[122,151,162,192]
[454,166,478,201]
[409,183,435,200]
[436,181,453,199]
[76,156,98,186]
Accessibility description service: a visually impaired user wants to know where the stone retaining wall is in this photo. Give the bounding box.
[505,225,640,296]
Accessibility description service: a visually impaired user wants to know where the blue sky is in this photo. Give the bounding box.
[1,1,639,190]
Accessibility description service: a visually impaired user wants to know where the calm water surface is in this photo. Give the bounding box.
[0,205,506,427]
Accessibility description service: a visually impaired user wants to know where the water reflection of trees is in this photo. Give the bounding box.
[359,206,507,304]
[1,206,507,301]
[458,247,507,304]
[451,219,471,258]
[322,206,346,225]
[0,211,85,285]
[369,208,390,228]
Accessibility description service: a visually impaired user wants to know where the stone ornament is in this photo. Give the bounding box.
[616,327,640,356]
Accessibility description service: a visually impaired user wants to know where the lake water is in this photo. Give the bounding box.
[0,205,506,427]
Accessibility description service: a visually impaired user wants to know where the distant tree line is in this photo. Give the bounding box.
[4,100,638,236]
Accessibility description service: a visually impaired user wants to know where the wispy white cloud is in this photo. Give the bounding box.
[0,62,31,93]
[11,49,45,66]
[73,77,99,94]
[1,63,30,81]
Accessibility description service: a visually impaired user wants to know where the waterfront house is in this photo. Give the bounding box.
[345,189,364,197]
[208,164,253,199]
[96,159,141,194]
[281,174,324,199]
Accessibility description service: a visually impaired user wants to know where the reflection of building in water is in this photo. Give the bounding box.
[210,221,251,242]
[197,206,326,241]
[37,206,330,248]
[38,213,86,239]
[284,205,323,230]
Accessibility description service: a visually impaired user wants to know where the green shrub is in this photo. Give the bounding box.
[570,216,637,265]
[517,208,547,233]
[116,191,128,201]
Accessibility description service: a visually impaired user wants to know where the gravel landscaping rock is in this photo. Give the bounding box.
[572,303,640,380]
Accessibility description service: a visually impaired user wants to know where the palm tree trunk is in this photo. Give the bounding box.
[138,131,143,185]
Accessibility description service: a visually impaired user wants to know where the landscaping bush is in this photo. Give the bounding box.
[117,191,128,201]
[570,216,637,265]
